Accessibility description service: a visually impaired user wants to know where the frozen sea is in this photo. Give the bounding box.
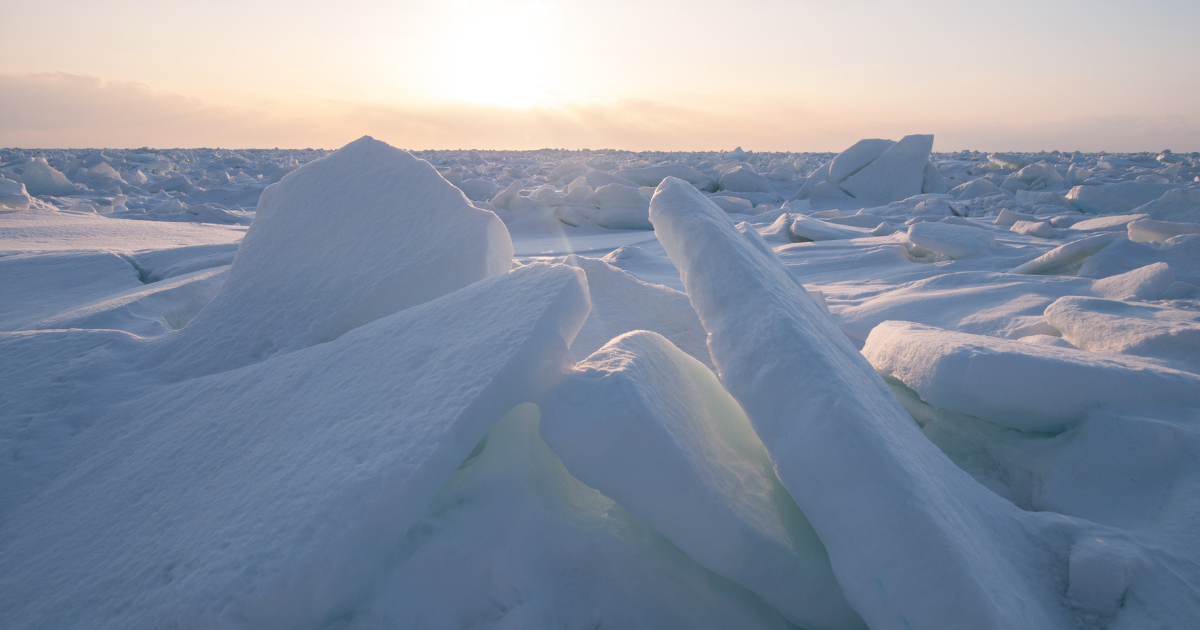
[1,137,1199,629]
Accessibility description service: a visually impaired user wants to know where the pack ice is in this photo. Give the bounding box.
[3,136,1200,629]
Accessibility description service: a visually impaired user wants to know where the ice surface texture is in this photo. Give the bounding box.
[4,137,1200,629]
[160,136,514,377]
[863,320,1200,432]
[541,330,863,630]
[648,176,1079,630]
[0,262,589,629]
[344,403,798,629]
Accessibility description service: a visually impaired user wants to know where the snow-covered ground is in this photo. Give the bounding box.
[1,136,1198,629]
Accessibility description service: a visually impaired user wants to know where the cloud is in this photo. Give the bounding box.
[2,73,1197,152]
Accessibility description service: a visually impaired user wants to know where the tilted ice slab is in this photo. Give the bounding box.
[649,176,1080,630]
[555,255,710,367]
[789,214,876,241]
[348,404,797,630]
[161,135,513,377]
[828,138,895,183]
[1091,262,1175,301]
[541,331,863,630]
[1078,233,1200,287]
[1134,187,1200,224]
[1011,232,1120,274]
[862,321,1200,432]
[840,134,933,206]
[18,158,78,196]
[1067,185,1135,215]
[0,178,30,210]
[1128,218,1200,244]
[906,220,995,259]
[0,262,590,630]
[1046,295,1200,374]
[719,165,774,194]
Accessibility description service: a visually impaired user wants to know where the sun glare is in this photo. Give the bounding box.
[439,2,554,108]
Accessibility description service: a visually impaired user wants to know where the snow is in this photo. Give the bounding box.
[346,403,796,630]
[862,320,1200,432]
[790,214,875,241]
[719,165,774,193]
[541,331,863,630]
[19,158,79,196]
[906,220,995,259]
[587,181,650,211]
[553,255,709,366]
[795,135,935,208]
[1091,262,1175,301]
[4,136,1200,629]
[828,138,895,183]
[1010,219,1057,238]
[1068,184,1136,214]
[0,178,31,210]
[993,207,1038,226]
[647,175,1076,630]
[0,262,590,630]
[0,205,246,254]
[1128,218,1200,243]
[129,241,239,281]
[952,177,1009,200]
[1045,295,1200,372]
[708,194,755,213]
[1135,186,1200,223]
[839,134,934,205]
[161,136,514,376]
[616,163,714,190]
[24,266,229,337]
[1011,232,1119,274]
[0,250,143,330]
[1069,213,1148,232]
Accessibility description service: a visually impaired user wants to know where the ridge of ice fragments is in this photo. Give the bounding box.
[648,175,1080,630]
[540,330,864,630]
[0,262,591,630]
[353,403,798,629]
[840,134,934,206]
[158,136,514,376]
[19,158,79,196]
[556,256,710,367]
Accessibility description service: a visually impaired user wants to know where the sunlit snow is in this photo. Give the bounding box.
[2,136,1199,629]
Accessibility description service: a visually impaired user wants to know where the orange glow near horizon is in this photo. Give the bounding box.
[1,0,1198,151]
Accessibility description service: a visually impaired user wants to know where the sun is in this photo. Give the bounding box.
[439,2,554,108]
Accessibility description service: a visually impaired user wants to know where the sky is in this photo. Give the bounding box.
[2,0,1198,151]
